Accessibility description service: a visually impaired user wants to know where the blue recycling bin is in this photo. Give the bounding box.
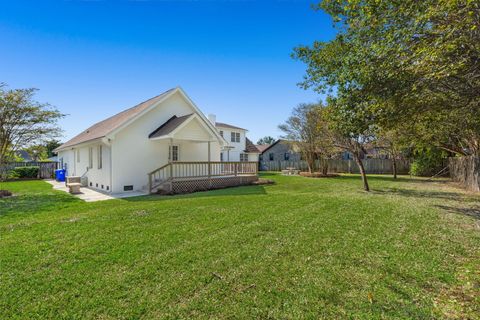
[55,169,66,182]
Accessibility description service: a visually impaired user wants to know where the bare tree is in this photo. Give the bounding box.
[279,103,333,173]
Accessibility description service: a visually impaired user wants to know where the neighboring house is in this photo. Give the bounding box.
[55,87,257,194]
[16,150,33,162]
[339,147,389,160]
[259,139,301,162]
[255,144,271,156]
[209,115,260,162]
[259,140,389,162]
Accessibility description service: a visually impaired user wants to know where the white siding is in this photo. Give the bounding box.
[58,142,112,192]
[111,92,220,193]
[216,126,247,162]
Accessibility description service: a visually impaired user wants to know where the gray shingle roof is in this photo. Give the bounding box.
[148,114,193,139]
[56,88,175,150]
[215,122,246,131]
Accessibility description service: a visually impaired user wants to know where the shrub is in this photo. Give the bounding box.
[7,170,20,179]
[9,166,39,179]
[409,148,447,177]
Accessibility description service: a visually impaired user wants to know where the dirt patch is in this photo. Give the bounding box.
[299,172,340,178]
[0,190,13,198]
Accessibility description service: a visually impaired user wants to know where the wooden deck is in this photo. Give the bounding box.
[148,161,258,194]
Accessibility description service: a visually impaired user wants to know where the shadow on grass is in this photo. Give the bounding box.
[371,187,463,201]
[123,185,268,202]
[0,193,82,218]
[335,174,449,184]
[435,205,480,220]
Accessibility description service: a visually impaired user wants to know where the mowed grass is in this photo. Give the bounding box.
[0,174,479,319]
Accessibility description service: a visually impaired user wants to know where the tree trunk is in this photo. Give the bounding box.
[321,158,328,175]
[306,154,315,173]
[353,154,369,191]
[392,157,397,179]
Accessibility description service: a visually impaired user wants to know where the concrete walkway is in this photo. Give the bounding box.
[45,180,148,202]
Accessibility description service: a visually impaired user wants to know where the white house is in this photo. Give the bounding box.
[55,87,258,194]
[207,114,260,163]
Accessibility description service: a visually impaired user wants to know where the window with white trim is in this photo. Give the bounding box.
[219,130,223,137]
[97,145,102,169]
[88,147,93,169]
[240,153,248,162]
[231,132,240,143]
[169,145,179,161]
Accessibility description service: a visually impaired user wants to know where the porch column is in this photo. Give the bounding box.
[169,138,173,179]
[207,141,211,178]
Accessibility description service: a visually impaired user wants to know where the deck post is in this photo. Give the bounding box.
[148,173,152,194]
[207,141,212,187]
[169,138,174,179]
[208,141,211,175]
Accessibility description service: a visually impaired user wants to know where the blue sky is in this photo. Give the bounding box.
[1,0,335,143]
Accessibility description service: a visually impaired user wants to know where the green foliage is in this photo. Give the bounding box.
[294,0,480,155]
[256,136,276,145]
[6,170,20,180]
[24,145,48,161]
[0,177,478,318]
[9,166,39,179]
[409,148,447,177]
[0,84,64,166]
[45,139,62,158]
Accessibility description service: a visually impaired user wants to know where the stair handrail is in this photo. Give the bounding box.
[148,163,172,193]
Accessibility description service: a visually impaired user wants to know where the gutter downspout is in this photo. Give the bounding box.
[109,143,113,193]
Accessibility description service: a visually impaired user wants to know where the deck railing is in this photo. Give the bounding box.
[148,161,258,193]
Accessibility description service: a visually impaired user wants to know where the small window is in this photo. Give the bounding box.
[76,149,80,163]
[230,132,240,143]
[97,145,102,169]
[88,147,93,169]
[219,130,223,137]
[269,153,274,161]
[169,145,179,162]
[220,153,224,161]
[124,185,133,191]
[284,153,290,161]
[240,153,248,162]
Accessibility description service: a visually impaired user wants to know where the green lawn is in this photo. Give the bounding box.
[1,174,479,319]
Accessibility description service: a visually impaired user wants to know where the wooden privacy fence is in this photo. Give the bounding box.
[448,156,480,192]
[260,159,410,174]
[0,161,59,179]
